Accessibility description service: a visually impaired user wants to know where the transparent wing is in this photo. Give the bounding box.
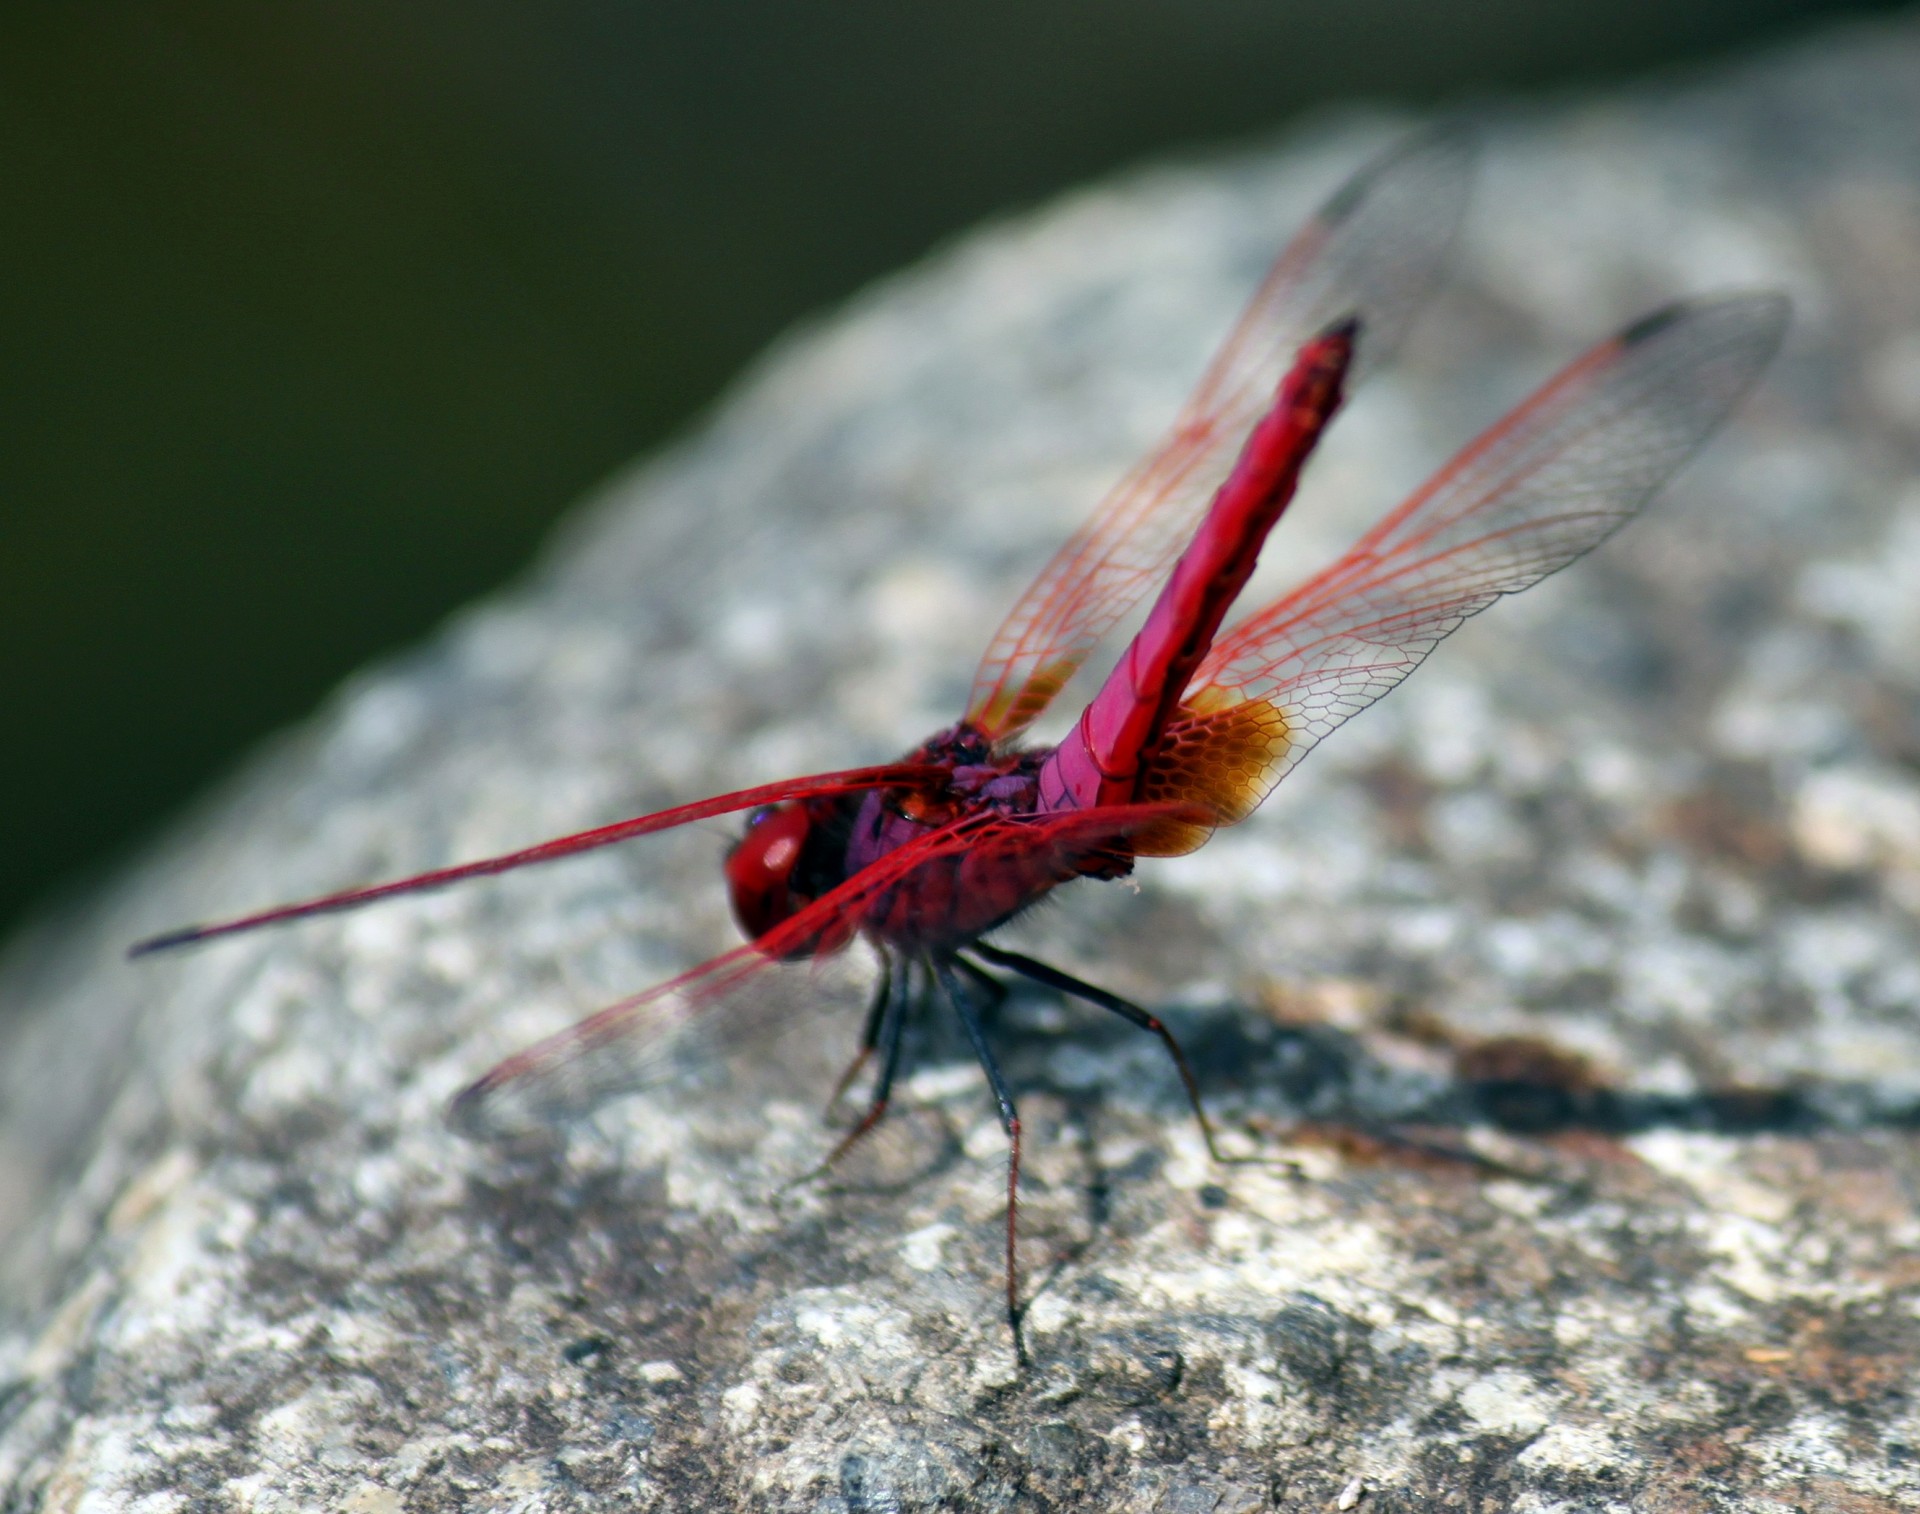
[127,762,945,957]
[451,800,1210,1134]
[966,126,1473,740]
[1131,293,1790,849]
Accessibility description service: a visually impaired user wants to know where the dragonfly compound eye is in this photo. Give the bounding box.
[725,802,815,942]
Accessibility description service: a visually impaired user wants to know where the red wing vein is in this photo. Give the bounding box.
[1174,293,1787,805]
[966,128,1472,739]
[450,802,1209,1134]
[450,814,995,1134]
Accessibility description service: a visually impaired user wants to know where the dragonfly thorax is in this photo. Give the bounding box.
[726,727,1052,958]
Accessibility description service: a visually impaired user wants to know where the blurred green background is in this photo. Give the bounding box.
[0,0,1899,939]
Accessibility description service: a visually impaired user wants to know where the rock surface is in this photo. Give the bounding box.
[7,16,1920,1512]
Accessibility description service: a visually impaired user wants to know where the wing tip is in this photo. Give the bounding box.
[1619,290,1792,352]
[447,1074,500,1136]
[127,926,208,959]
[1323,119,1478,225]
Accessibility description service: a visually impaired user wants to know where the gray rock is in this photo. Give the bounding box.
[6,15,1920,1510]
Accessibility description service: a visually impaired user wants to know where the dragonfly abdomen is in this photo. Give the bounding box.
[1036,320,1355,816]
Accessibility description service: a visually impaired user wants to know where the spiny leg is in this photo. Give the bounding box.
[823,951,893,1122]
[969,940,1229,1164]
[798,955,912,1183]
[936,955,1026,1349]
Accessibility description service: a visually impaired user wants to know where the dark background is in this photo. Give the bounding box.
[0,0,1900,940]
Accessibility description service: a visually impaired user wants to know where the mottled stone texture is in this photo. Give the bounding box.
[7,15,1920,1512]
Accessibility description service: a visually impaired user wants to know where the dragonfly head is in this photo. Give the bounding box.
[725,802,815,944]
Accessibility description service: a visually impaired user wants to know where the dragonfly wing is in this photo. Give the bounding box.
[449,817,990,1136]
[449,938,876,1138]
[1132,293,1790,849]
[450,800,1213,1135]
[966,127,1473,740]
[128,762,945,956]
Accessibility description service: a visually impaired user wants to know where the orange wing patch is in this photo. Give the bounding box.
[1130,691,1292,856]
[974,657,1079,742]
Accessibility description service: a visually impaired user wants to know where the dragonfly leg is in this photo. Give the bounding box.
[823,952,894,1122]
[968,940,1228,1165]
[937,955,1026,1350]
[797,958,911,1182]
[953,953,1009,1020]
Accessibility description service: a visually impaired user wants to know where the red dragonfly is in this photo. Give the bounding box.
[134,132,1787,1335]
